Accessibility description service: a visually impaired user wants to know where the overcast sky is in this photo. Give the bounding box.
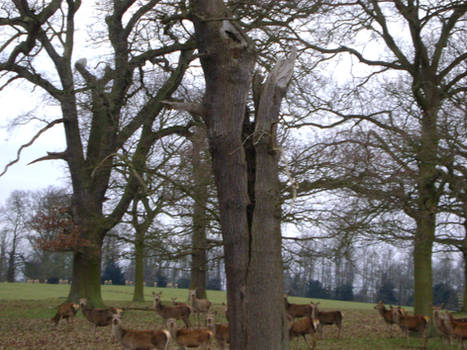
[0,3,97,206]
[0,89,67,205]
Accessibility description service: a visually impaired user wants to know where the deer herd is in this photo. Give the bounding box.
[50,291,467,349]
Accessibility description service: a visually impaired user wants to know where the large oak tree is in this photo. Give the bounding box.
[0,0,194,305]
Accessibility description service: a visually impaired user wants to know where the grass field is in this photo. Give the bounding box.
[0,282,456,349]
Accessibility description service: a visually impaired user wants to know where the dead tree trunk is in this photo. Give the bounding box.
[189,1,295,348]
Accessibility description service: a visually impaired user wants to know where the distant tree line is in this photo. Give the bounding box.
[0,186,461,311]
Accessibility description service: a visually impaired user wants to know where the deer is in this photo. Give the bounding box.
[433,305,452,346]
[79,298,123,336]
[374,301,396,336]
[392,306,429,348]
[284,295,314,320]
[206,311,229,350]
[189,289,212,326]
[288,312,320,350]
[51,301,80,328]
[111,314,170,350]
[310,302,343,338]
[439,310,467,349]
[152,291,191,328]
[167,317,214,350]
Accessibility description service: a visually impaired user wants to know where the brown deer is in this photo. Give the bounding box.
[439,310,467,349]
[433,305,452,346]
[189,289,212,326]
[111,314,170,350]
[310,302,343,338]
[152,291,191,328]
[51,301,80,328]
[374,301,396,336]
[392,306,429,348]
[284,295,314,320]
[79,298,123,336]
[167,317,214,350]
[288,312,320,350]
[206,312,229,350]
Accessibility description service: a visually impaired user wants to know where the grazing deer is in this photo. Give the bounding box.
[433,305,452,346]
[206,312,230,350]
[439,310,467,350]
[152,291,191,328]
[392,306,429,348]
[79,298,123,336]
[111,314,170,350]
[189,289,212,326]
[167,317,214,350]
[284,295,314,320]
[374,301,396,336]
[51,301,80,328]
[310,302,343,338]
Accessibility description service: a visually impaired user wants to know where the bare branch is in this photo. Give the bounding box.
[0,118,64,177]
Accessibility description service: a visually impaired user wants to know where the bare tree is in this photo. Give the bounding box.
[288,0,466,318]
[0,1,194,304]
[0,190,32,282]
[180,1,298,348]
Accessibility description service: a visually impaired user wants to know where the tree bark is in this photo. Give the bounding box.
[132,230,145,302]
[190,126,209,299]
[191,2,254,348]
[190,1,294,348]
[68,244,104,305]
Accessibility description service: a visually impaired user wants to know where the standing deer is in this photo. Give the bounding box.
[189,289,212,326]
[374,301,396,336]
[79,298,123,336]
[153,291,191,328]
[310,302,343,338]
[206,312,229,350]
[439,310,467,350]
[433,305,452,346]
[392,306,429,348]
[288,312,320,350]
[284,295,314,320]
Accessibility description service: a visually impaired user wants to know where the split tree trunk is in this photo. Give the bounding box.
[190,1,294,348]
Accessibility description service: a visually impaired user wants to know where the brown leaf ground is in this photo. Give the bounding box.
[0,300,452,349]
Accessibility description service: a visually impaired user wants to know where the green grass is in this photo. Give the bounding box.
[0,282,458,349]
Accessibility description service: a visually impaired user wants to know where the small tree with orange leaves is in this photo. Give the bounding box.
[31,207,94,253]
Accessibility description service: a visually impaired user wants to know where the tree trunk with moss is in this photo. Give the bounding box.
[68,244,104,306]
